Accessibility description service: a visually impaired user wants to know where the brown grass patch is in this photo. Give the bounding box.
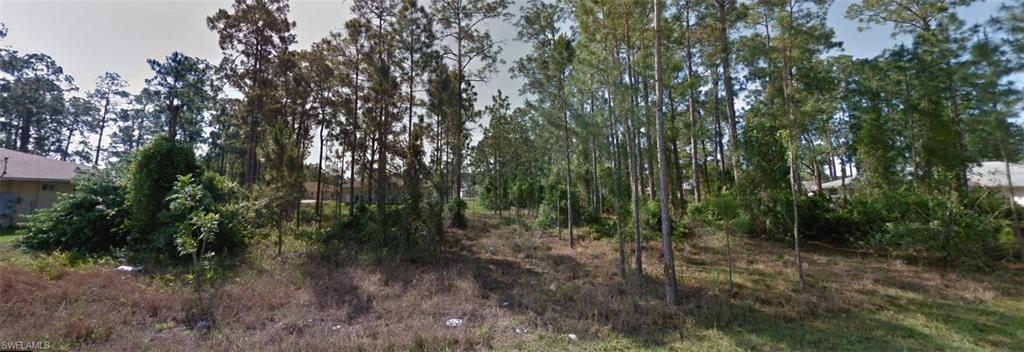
[1,211,1022,351]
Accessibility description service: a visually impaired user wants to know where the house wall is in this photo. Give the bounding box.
[0,180,73,226]
[994,187,1024,206]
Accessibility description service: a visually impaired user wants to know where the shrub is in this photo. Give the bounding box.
[19,167,129,253]
[687,192,751,234]
[701,177,1015,269]
[853,189,1011,268]
[196,172,252,254]
[127,135,199,251]
[423,185,446,251]
[446,198,467,229]
[166,174,220,291]
[535,179,585,230]
[642,200,661,233]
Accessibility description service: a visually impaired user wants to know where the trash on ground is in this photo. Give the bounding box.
[332,325,342,331]
[501,301,510,307]
[115,265,142,273]
[194,320,213,330]
[445,318,463,327]
[568,333,578,341]
[514,327,528,334]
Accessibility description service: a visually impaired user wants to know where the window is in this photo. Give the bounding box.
[41,184,56,191]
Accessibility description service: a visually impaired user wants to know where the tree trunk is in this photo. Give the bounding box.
[94,98,111,166]
[948,70,969,194]
[668,91,685,208]
[316,121,325,222]
[606,73,627,281]
[718,0,740,184]
[653,0,678,303]
[563,91,575,249]
[683,3,702,203]
[624,43,644,277]
[712,68,726,189]
[17,112,32,153]
[168,104,180,141]
[781,0,806,290]
[63,128,74,161]
[1000,140,1023,260]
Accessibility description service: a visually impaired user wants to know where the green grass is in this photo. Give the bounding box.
[0,228,25,262]
[464,198,487,213]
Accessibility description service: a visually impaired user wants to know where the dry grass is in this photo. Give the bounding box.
[1,211,1023,351]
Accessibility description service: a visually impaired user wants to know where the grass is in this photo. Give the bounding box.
[0,210,1022,350]
[0,228,25,262]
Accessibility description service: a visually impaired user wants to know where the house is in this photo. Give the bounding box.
[816,175,858,197]
[302,181,340,200]
[807,161,1024,205]
[967,161,1024,205]
[302,177,404,204]
[0,148,88,226]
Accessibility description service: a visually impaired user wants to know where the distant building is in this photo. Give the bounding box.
[0,148,88,226]
[302,181,340,200]
[302,177,404,204]
[808,161,1024,205]
[968,161,1024,205]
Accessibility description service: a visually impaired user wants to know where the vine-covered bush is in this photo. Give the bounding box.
[19,167,130,253]
[446,197,468,229]
[22,137,251,258]
[127,135,199,251]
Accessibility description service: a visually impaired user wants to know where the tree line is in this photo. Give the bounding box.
[4,0,1024,304]
[473,0,1024,302]
[0,0,513,227]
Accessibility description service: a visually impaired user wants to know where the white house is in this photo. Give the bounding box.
[967,161,1024,205]
[808,161,1024,205]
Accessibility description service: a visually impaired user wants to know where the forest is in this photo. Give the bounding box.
[2,0,1024,350]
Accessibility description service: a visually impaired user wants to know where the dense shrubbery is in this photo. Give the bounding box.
[686,192,752,235]
[692,184,1018,269]
[127,135,200,251]
[20,137,252,259]
[535,177,585,230]
[305,198,445,260]
[478,180,508,212]
[19,167,130,253]
[172,172,252,255]
[839,188,1012,267]
[446,198,468,229]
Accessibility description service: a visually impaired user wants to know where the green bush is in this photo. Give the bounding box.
[535,178,585,230]
[729,182,1014,268]
[642,199,662,233]
[687,192,751,234]
[446,198,467,229]
[127,135,199,251]
[159,172,251,257]
[19,167,130,253]
[846,188,1011,268]
[198,172,252,253]
[423,186,446,251]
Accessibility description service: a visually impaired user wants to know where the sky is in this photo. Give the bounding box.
[0,0,1007,163]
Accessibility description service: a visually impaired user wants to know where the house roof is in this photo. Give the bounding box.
[812,161,1024,190]
[303,181,340,193]
[0,148,88,182]
[820,175,857,190]
[968,161,1024,188]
